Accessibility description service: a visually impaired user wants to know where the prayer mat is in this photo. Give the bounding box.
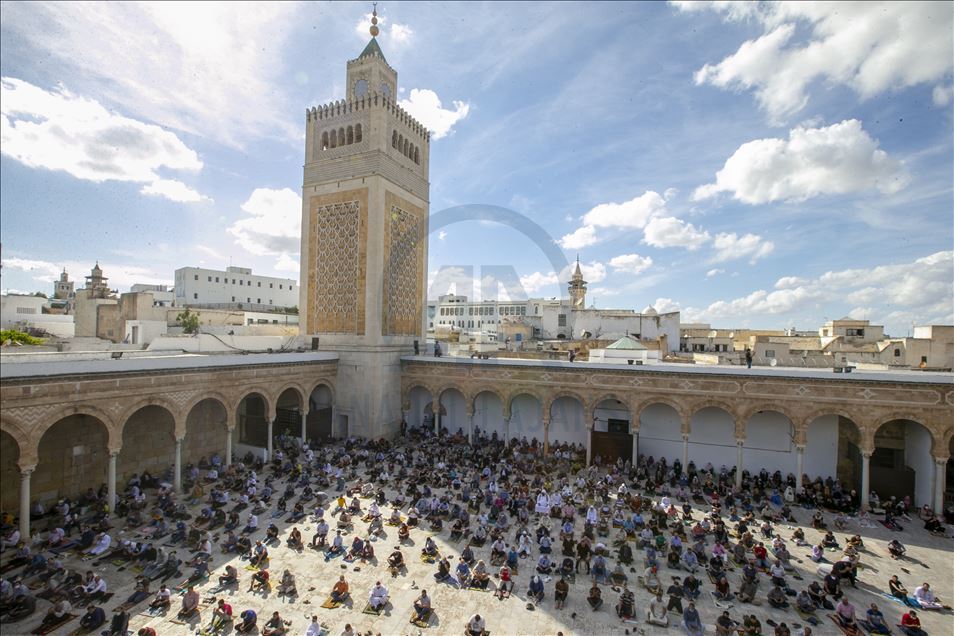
[170,610,202,625]
[111,558,126,566]
[795,607,820,625]
[710,592,733,610]
[828,614,863,636]
[410,608,433,627]
[244,565,260,571]
[467,582,492,593]
[30,614,78,635]
[363,603,385,615]
[67,627,92,636]
[320,597,342,609]
[420,553,439,563]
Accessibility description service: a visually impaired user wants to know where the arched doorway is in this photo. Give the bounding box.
[472,390,505,440]
[36,414,109,504]
[744,410,796,477]
[438,388,468,437]
[274,387,304,450]
[509,393,543,444]
[638,403,683,465]
[0,430,20,513]
[872,419,935,506]
[184,398,229,466]
[804,414,861,489]
[236,392,269,459]
[587,398,629,463]
[406,386,433,432]
[307,384,334,441]
[688,406,736,471]
[119,405,176,485]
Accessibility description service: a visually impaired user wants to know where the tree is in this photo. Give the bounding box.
[176,308,201,334]
[0,329,44,345]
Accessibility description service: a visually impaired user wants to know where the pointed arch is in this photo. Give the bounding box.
[346,125,354,145]
[355,123,363,143]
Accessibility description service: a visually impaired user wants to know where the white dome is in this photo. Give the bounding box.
[642,305,658,316]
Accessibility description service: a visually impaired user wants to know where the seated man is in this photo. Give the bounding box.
[413,589,432,622]
[456,560,472,587]
[715,611,738,635]
[234,609,257,633]
[208,599,233,632]
[79,605,106,631]
[913,582,943,610]
[330,576,349,603]
[472,560,490,589]
[261,610,287,636]
[179,586,200,618]
[616,585,635,618]
[398,522,410,542]
[37,598,73,631]
[536,554,553,575]
[248,568,270,593]
[587,582,603,611]
[388,548,405,572]
[422,536,438,557]
[286,527,303,550]
[465,613,486,636]
[496,565,513,599]
[768,583,789,609]
[888,539,906,559]
[646,593,669,626]
[610,563,628,586]
[863,603,890,635]
[899,609,925,636]
[833,598,858,630]
[218,564,238,588]
[738,577,759,603]
[276,570,296,597]
[4,590,37,622]
[368,581,389,610]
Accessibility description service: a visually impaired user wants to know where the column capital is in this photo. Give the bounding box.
[466,408,474,418]
[19,466,36,477]
[794,444,806,452]
[861,450,873,459]
[681,433,690,442]
[108,448,121,457]
[933,455,950,465]
[174,435,185,444]
[735,438,745,447]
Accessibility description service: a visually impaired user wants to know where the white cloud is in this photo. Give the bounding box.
[559,225,598,250]
[390,23,414,46]
[438,230,448,241]
[141,179,211,203]
[933,84,954,107]
[399,89,470,139]
[653,297,683,314]
[519,271,559,294]
[274,253,299,273]
[581,191,667,229]
[559,261,606,284]
[2,2,299,146]
[693,251,954,326]
[711,232,774,263]
[194,245,225,262]
[609,253,654,275]
[643,216,710,250]
[775,276,808,289]
[588,287,620,298]
[693,120,907,204]
[847,307,877,321]
[706,268,724,278]
[227,189,302,270]
[2,257,169,290]
[1,77,209,203]
[683,2,954,122]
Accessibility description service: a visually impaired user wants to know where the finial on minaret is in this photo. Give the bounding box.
[370,3,379,37]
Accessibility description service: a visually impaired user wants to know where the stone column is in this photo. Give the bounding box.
[107,451,119,514]
[860,451,872,509]
[300,411,308,446]
[267,419,274,461]
[503,417,511,444]
[225,428,233,467]
[934,458,948,513]
[631,429,639,466]
[682,433,690,473]
[735,439,744,489]
[19,467,33,539]
[173,438,183,494]
[795,445,805,492]
[542,418,550,456]
[467,412,474,445]
[586,426,593,467]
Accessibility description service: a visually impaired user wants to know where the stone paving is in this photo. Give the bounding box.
[3,452,952,636]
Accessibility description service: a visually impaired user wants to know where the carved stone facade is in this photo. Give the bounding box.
[400,358,954,457]
[306,188,369,335]
[382,190,426,337]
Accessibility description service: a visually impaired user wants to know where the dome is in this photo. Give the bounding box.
[642,305,658,316]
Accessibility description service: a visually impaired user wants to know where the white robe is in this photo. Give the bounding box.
[535,493,550,514]
[89,534,112,555]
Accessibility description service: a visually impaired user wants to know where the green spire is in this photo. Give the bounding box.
[359,37,387,63]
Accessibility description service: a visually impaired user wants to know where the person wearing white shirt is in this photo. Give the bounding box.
[87,532,112,556]
[369,581,388,609]
[305,615,322,636]
[465,613,486,636]
[914,583,942,610]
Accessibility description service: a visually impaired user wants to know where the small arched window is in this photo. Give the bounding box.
[321,131,329,150]
[346,125,354,145]
[398,134,404,153]
[330,129,337,148]
[355,124,363,143]
[414,146,420,164]
[403,139,409,157]
[338,128,345,146]
[392,130,398,148]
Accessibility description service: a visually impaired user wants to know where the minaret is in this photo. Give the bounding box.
[300,5,430,439]
[568,256,587,309]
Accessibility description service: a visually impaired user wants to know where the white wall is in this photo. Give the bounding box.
[549,396,587,446]
[473,392,505,439]
[744,411,796,476]
[440,389,468,436]
[510,394,542,442]
[408,386,431,428]
[689,407,737,470]
[639,403,683,463]
[905,423,934,506]
[803,416,839,481]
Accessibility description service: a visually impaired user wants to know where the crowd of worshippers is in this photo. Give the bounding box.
[0,425,950,636]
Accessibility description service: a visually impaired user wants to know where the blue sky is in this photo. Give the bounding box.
[1,1,952,335]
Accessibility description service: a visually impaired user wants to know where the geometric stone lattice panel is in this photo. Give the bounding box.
[307,188,368,335]
[383,191,425,336]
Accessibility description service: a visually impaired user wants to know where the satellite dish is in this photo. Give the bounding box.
[770,358,778,367]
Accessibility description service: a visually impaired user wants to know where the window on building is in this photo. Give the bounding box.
[846,328,865,337]
[270,283,273,288]
[279,284,283,289]
[921,355,928,364]
[231,296,236,302]
[193,293,198,299]
[257,298,261,304]
[215,277,219,282]
[207,276,212,282]
[290,285,293,291]
[269,300,273,305]
[247,298,251,303]
[558,313,567,327]
[257,282,261,287]
[894,349,901,357]
[232,279,236,284]
[194,274,198,280]
[765,349,776,358]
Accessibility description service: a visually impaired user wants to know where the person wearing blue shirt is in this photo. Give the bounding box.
[235,609,257,633]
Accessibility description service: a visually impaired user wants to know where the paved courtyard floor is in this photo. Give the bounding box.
[2,448,952,636]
